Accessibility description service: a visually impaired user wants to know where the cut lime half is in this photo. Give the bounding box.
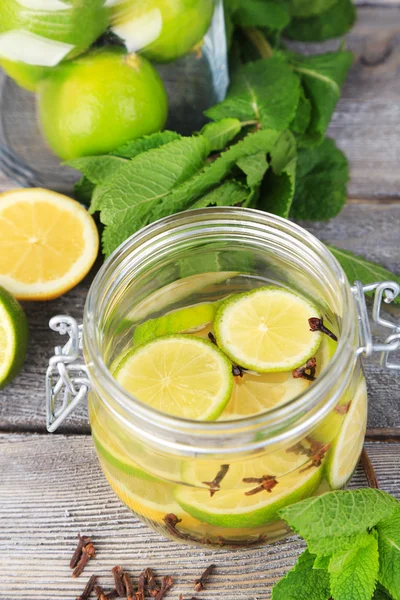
[325,378,368,489]
[0,286,28,388]
[114,335,233,420]
[215,287,322,372]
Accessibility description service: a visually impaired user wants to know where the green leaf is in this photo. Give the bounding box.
[290,87,312,135]
[99,135,211,256]
[237,153,269,187]
[285,0,356,42]
[111,130,182,159]
[73,177,95,206]
[377,508,400,599]
[307,532,368,557]
[289,0,337,18]
[152,128,284,222]
[327,246,400,306]
[286,50,353,146]
[205,56,300,131]
[201,119,242,152]
[190,180,251,208]
[67,155,127,185]
[258,129,297,217]
[290,138,349,220]
[279,489,399,546]
[271,550,331,600]
[374,584,394,600]
[234,0,290,31]
[313,555,331,570]
[329,533,379,600]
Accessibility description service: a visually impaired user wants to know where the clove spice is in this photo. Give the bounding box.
[111,566,126,597]
[70,534,92,570]
[243,474,278,496]
[300,437,331,472]
[154,575,173,600]
[136,570,146,600]
[145,568,160,597]
[94,586,118,600]
[76,574,97,600]
[292,357,317,381]
[308,317,338,341]
[334,402,351,414]
[202,464,230,497]
[72,542,96,578]
[123,572,135,600]
[194,564,215,592]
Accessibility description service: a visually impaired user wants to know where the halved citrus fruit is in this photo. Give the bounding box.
[215,287,322,372]
[0,188,99,300]
[114,335,233,420]
[0,286,28,388]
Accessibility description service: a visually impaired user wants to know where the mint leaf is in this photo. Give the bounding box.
[205,56,300,131]
[279,489,399,545]
[234,0,290,31]
[285,0,356,42]
[152,129,284,222]
[377,508,400,599]
[73,177,95,206]
[289,138,349,220]
[100,136,210,256]
[237,152,269,187]
[289,0,337,17]
[201,118,242,151]
[67,155,127,185]
[190,181,251,208]
[271,550,331,600]
[313,555,331,570]
[307,532,368,557]
[327,246,400,306]
[329,533,379,600]
[290,87,312,135]
[111,130,181,159]
[374,584,394,600]
[286,50,353,146]
[258,129,296,217]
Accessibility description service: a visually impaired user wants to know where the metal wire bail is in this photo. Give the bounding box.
[352,280,400,370]
[45,315,90,432]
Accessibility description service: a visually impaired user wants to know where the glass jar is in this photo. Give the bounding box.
[46,207,400,549]
[0,0,228,191]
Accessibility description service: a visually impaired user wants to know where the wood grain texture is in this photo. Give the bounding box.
[0,434,398,600]
[0,202,399,433]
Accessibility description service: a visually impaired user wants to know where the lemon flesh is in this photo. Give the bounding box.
[215,287,322,372]
[326,377,368,489]
[115,335,233,420]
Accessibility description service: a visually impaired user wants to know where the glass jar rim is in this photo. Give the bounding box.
[84,208,357,447]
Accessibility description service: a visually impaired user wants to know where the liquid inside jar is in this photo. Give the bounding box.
[89,272,367,548]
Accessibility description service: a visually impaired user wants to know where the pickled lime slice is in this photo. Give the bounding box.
[92,431,157,481]
[114,335,233,420]
[326,378,368,489]
[214,287,322,372]
[175,463,323,528]
[133,302,218,346]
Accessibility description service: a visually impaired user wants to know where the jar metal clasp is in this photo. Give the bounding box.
[45,316,90,433]
[45,280,400,433]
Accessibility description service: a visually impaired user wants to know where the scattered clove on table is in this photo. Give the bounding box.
[111,566,126,597]
[76,574,97,600]
[194,564,216,592]
[72,542,96,578]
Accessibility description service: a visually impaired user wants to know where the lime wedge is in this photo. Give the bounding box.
[115,335,233,420]
[220,371,310,420]
[176,462,323,528]
[133,302,218,346]
[214,287,322,372]
[325,378,368,489]
[0,286,28,388]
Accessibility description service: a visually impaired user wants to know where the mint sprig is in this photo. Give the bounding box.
[272,488,400,600]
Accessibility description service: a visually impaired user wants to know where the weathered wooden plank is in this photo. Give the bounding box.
[0,202,399,433]
[0,6,399,199]
[0,435,398,599]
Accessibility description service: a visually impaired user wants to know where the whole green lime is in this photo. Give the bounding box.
[110,0,214,63]
[0,0,108,90]
[37,47,168,160]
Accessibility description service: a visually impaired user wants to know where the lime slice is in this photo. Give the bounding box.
[133,302,218,346]
[215,287,322,372]
[92,431,157,481]
[115,335,233,420]
[326,377,368,489]
[0,286,28,388]
[220,371,310,420]
[176,462,323,528]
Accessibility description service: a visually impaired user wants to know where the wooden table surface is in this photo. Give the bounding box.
[1,3,400,598]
